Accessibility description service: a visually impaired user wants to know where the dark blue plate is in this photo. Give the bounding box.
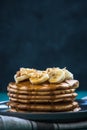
[0,99,87,122]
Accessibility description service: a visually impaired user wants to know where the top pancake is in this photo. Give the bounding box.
[8,79,79,92]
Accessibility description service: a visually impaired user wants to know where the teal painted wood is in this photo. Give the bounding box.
[0,93,9,102]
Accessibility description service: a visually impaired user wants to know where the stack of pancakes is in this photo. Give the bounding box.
[7,67,80,112]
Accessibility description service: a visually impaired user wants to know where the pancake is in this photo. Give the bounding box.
[9,96,76,103]
[10,107,81,112]
[8,92,77,101]
[7,67,80,112]
[7,86,75,95]
[8,101,79,112]
[8,80,79,92]
[9,97,75,103]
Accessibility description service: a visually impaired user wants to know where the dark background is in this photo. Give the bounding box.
[0,0,87,91]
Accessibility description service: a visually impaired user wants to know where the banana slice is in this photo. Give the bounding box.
[14,68,37,83]
[30,71,49,84]
[14,74,29,83]
[63,68,73,80]
[47,68,65,83]
[20,68,36,76]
